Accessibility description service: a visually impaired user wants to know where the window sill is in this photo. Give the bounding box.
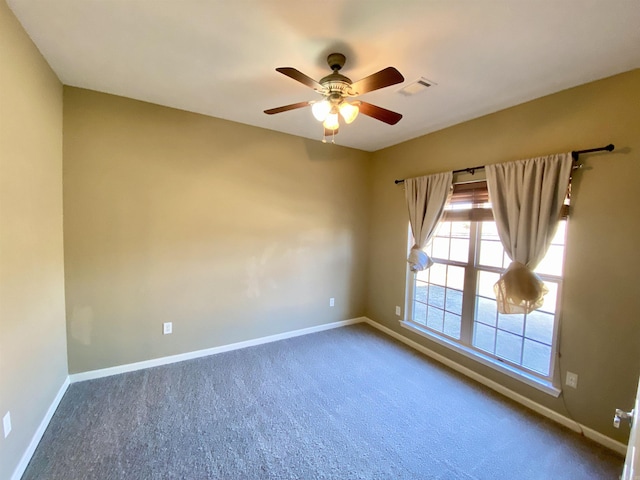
[399,320,561,397]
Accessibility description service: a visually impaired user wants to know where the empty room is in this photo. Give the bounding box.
[2,1,640,479]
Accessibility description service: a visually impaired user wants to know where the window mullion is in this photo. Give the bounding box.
[459,221,478,346]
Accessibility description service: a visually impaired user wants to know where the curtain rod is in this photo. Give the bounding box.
[393,144,615,184]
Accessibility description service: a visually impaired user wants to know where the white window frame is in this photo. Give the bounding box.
[402,217,566,397]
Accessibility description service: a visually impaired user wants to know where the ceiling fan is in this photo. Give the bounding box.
[264,53,404,140]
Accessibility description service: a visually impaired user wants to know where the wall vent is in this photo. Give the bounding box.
[398,77,437,96]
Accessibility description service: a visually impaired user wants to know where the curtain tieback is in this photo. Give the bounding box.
[494,261,548,314]
[408,245,433,272]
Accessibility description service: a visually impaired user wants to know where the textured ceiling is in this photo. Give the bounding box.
[8,0,640,151]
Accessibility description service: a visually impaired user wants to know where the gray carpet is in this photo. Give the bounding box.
[23,324,622,479]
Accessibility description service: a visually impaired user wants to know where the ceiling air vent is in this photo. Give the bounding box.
[398,77,436,96]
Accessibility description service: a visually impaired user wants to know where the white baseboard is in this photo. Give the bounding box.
[70,317,366,383]
[362,317,627,456]
[11,376,70,480]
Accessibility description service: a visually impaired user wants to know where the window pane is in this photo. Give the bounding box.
[413,301,427,325]
[415,280,428,303]
[473,323,496,354]
[496,330,523,364]
[426,307,444,331]
[479,240,504,268]
[475,296,497,327]
[429,263,447,286]
[444,312,461,339]
[450,238,469,263]
[539,282,558,314]
[432,237,450,260]
[477,270,499,299]
[481,221,500,239]
[451,221,470,237]
[445,288,463,314]
[535,245,564,276]
[498,312,524,335]
[428,284,445,309]
[416,268,429,282]
[447,265,465,290]
[522,340,551,376]
[436,221,451,237]
[524,310,554,345]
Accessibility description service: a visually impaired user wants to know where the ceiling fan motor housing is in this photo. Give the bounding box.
[320,76,353,95]
[327,53,346,71]
[321,53,353,96]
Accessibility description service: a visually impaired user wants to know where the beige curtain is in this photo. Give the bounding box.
[486,153,573,314]
[405,172,453,272]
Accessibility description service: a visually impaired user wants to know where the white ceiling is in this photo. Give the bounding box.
[8,0,640,152]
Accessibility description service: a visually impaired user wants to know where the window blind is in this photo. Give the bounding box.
[442,181,569,222]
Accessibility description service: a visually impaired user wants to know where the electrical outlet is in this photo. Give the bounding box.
[163,322,172,335]
[566,371,578,389]
[329,297,335,307]
[395,306,402,316]
[3,411,11,438]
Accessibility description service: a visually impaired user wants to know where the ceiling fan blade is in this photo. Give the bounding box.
[358,101,403,125]
[276,67,323,90]
[350,67,404,95]
[264,101,311,115]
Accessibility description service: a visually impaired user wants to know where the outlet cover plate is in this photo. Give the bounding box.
[163,322,173,335]
[395,306,402,316]
[566,371,578,388]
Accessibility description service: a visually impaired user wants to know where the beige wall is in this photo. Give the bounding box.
[367,69,640,443]
[0,1,68,478]
[63,87,370,373]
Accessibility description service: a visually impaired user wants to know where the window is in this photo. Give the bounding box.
[405,181,567,394]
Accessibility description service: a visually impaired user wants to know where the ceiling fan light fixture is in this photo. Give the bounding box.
[312,99,331,121]
[323,112,339,131]
[339,101,359,124]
